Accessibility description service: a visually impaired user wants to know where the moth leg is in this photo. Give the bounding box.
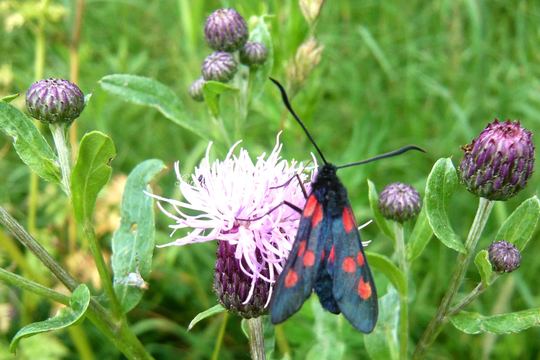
[236,200,302,221]
[270,166,311,199]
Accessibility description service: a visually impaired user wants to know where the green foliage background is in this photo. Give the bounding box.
[0,0,539,358]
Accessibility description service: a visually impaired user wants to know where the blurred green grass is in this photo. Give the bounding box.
[1,0,539,358]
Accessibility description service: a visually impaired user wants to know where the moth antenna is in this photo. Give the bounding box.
[270,78,328,165]
[337,145,425,170]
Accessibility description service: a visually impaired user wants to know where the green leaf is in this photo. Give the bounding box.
[306,299,346,360]
[0,102,61,183]
[1,93,19,103]
[367,180,395,241]
[247,15,274,101]
[494,196,540,251]
[366,252,406,297]
[425,158,464,253]
[240,318,249,339]
[202,80,239,118]
[474,250,493,287]
[188,304,225,330]
[99,74,208,139]
[71,131,116,224]
[364,287,400,360]
[10,284,90,352]
[450,308,540,334]
[406,205,433,262]
[112,159,165,313]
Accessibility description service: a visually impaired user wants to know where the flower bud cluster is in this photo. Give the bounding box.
[189,8,269,102]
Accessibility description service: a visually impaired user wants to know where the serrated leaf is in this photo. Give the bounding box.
[494,196,540,251]
[99,74,208,139]
[367,180,395,241]
[0,102,61,183]
[474,250,492,287]
[450,308,540,334]
[425,158,464,253]
[364,287,400,360]
[112,159,165,313]
[366,252,406,296]
[71,131,116,223]
[407,205,433,262]
[202,80,239,118]
[247,15,274,101]
[188,304,225,330]
[10,284,90,352]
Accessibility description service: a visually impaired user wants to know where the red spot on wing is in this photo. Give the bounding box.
[358,278,372,300]
[357,251,365,266]
[303,195,318,217]
[321,249,325,261]
[311,204,323,227]
[329,245,335,263]
[284,270,298,288]
[298,240,306,257]
[342,207,355,233]
[303,251,315,267]
[342,257,356,273]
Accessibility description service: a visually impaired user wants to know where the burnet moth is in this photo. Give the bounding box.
[269,78,423,333]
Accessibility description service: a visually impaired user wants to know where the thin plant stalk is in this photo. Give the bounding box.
[211,312,229,360]
[0,206,153,359]
[0,267,69,305]
[247,317,266,360]
[82,223,122,318]
[413,197,494,359]
[448,274,501,317]
[394,222,409,359]
[50,123,72,197]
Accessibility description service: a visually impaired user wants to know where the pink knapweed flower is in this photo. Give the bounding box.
[149,134,313,317]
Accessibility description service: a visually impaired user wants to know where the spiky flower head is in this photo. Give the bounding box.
[459,119,534,201]
[188,78,206,102]
[239,41,268,67]
[149,135,313,316]
[488,240,521,273]
[26,78,85,124]
[204,8,248,52]
[378,182,422,223]
[202,51,238,83]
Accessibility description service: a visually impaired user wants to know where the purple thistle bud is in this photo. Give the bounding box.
[26,78,85,124]
[188,78,206,102]
[378,182,422,223]
[214,241,269,318]
[488,240,521,273]
[202,51,238,82]
[204,8,248,52]
[239,41,268,67]
[459,119,535,201]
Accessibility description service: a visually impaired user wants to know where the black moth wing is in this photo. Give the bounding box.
[270,194,326,324]
[331,204,378,333]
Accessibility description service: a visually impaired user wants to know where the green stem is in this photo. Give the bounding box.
[0,206,153,359]
[82,223,122,318]
[211,113,232,146]
[0,267,69,305]
[448,274,501,317]
[394,222,409,360]
[68,325,95,360]
[413,197,494,359]
[50,123,72,197]
[247,317,266,360]
[211,312,228,360]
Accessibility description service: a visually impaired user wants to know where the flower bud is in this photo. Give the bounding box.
[202,51,238,82]
[204,8,248,52]
[214,240,269,318]
[26,78,85,124]
[286,37,324,94]
[459,119,535,201]
[188,78,205,102]
[239,41,268,67]
[488,240,521,273]
[299,0,325,26]
[378,182,422,223]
